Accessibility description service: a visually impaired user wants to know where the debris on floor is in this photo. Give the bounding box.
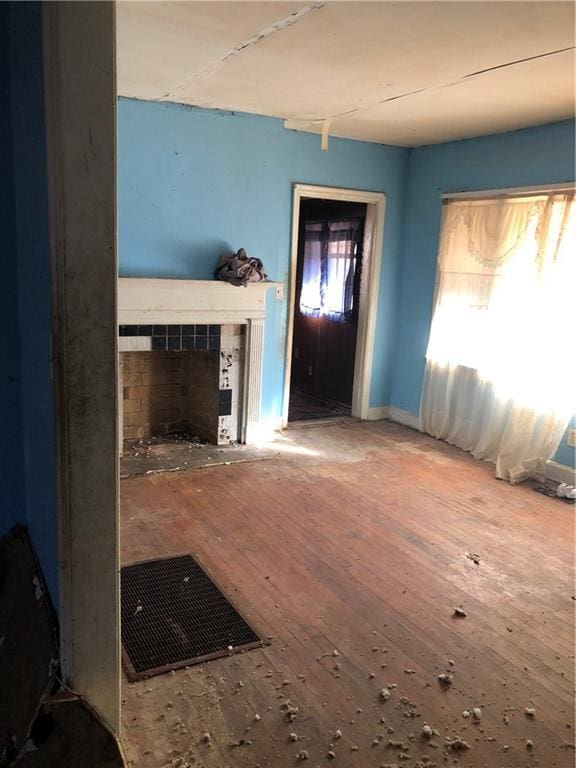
[15,699,125,768]
[0,527,58,767]
[120,433,280,478]
[0,527,125,768]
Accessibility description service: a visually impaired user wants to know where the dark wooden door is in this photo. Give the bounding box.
[290,199,366,407]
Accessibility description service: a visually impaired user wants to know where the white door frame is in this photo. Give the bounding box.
[43,1,120,732]
[283,184,386,426]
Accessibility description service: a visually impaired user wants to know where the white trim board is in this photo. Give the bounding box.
[442,182,576,201]
[545,460,576,486]
[387,407,421,431]
[44,1,120,732]
[365,406,422,430]
[366,406,389,421]
[283,184,386,427]
[118,277,282,325]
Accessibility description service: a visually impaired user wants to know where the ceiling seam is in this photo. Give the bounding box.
[160,3,325,102]
[287,45,575,132]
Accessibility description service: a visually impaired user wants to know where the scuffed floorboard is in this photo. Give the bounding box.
[120,420,575,767]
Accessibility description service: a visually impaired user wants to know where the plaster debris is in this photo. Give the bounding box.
[332,649,339,657]
[445,737,471,751]
[472,707,482,721]
[281,700,299,722]
[453,607,467,618]
[200,732,211,744]
[296,749,310,761]
[253,713,261,722]
[333,730,342,740]
[467,552,481,564]
[526,739,534,749]
[350,745,359,751]
[462,710,470,718]
[387,739,410,750]
[422,725,433,738]
[525,707,536,717]
[327,750,336,759]
[404,669,415,674]
[32,576,44,600]
[379,688,391,701]
[230,738,252,748]
[289,733,299,742]
[437,673,453,687]
[368,672,376,679]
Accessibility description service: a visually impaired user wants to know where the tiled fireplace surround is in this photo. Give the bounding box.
[118,278,280,449]
[119,323,243,445]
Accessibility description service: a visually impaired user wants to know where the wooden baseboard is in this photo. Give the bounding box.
[545,460,576,486]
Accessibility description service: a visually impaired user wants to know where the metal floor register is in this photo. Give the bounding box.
[120,554,264,680]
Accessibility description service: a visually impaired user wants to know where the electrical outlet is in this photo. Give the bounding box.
[568,428,576,448]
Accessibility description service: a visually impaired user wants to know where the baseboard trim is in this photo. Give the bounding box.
[366,406,389,421]
[387,407,421,431]
[545,460,576,486]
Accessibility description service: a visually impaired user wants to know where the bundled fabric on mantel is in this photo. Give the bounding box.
[299,219,362,322]
[421,191,576,483]
[215,248,267,287]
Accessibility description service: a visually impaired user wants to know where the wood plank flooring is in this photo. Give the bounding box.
[120,420,575,768]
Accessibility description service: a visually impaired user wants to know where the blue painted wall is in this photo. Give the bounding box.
[0,2,27,537]
[1,2,59,601]
[390,119,576,467]
[118,98,409,418]
[554,416,576,469]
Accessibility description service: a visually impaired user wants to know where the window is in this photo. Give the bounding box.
[299,219,362,322]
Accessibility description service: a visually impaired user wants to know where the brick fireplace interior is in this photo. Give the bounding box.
[119,324,244,446]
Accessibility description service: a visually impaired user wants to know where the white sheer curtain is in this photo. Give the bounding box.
[421,192,576,483]
[299,220,360,321]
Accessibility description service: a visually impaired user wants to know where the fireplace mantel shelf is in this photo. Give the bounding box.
[117,277,281,444]
[118,277,283,325]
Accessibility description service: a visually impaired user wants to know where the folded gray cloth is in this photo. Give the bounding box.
[215,248,268,287]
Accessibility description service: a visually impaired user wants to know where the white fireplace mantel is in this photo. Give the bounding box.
[117,277,283,445]
[118,277,282,326]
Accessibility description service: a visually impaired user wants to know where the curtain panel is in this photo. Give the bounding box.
[299,219,361,322]
[421,192,575,483]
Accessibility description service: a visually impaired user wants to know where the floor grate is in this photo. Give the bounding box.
[121,555,264,680]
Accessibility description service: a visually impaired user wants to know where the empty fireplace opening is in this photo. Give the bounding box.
[119,324,244,450]
[121,350,221,443]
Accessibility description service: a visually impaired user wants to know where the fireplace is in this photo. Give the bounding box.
[118,278,281,451]
[119,324,243,445]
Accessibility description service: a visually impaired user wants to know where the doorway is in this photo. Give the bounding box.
[284,184,387,426]
[289,198,367,422]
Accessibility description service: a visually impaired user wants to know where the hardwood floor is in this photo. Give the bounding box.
[120,420,575,768]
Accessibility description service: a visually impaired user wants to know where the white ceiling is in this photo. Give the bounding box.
[116,1,575,147]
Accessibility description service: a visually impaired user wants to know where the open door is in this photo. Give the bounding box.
[284,184,387,426]
[289,199,367,421]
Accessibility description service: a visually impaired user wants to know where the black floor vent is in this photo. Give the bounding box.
[121,555,264,680]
